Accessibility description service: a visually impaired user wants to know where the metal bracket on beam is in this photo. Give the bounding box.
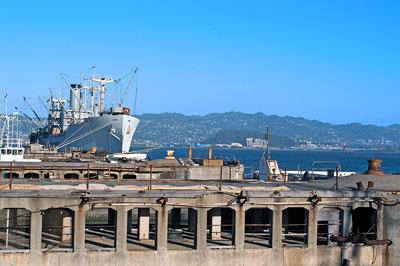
[157,197,168,206]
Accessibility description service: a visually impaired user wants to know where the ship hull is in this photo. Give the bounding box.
[34,114,139,153]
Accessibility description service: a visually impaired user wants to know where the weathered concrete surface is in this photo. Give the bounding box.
[0,174,397,266]
[174,165,244,180]
[382,195,400,266]
[0,161,244,181]
[0,247,384,266]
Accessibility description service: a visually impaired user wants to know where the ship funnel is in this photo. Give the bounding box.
[70,84,82,112]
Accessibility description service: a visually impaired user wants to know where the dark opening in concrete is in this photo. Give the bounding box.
[244,208,272,248]
[85,208,117,251]
[123,174,137,180]
[64,173,79,179]
[3,172,19,178]
[42,208,74,251]
[207,208,235,249]
[24,173,40,179]
[282,207,308,247]
[317,208,343,245]
[167,208,197,250]
[352,207,377,240]
[127,208,157,251]
[0,208,30,251]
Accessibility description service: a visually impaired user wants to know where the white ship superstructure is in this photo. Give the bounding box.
[0,95,25,161]
[30,67,140,153]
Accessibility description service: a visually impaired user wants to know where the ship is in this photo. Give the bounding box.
[29,67,140,153]
[1,94,40,162]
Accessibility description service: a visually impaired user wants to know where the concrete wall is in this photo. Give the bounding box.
[0,194,394,266]
[0,165,244,181]
[174,165,244,180]
[382,195,400,266]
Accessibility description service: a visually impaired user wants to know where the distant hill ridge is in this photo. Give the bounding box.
[133,112,400,149]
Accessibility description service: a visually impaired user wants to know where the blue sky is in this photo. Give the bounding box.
[0,0,399,126]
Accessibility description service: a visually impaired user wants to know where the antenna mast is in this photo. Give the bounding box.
[91,66,95,112]
[4,93,7,116]
[265,126,270,161]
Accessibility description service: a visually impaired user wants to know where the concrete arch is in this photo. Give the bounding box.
[24,172,40,179]
[3,172,19,178]
[64,173,79,179]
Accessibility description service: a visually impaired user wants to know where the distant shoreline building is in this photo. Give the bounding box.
[246,138,267,148]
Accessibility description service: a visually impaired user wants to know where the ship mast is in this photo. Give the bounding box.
[265,126,270,161]
[91,66,96,112]
[91,75,116,113]
[3,94,8,147]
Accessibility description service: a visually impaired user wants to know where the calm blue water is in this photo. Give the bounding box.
[132,147,400,175]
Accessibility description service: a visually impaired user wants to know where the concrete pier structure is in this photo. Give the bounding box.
[0,160,244,181]
[0,174,398,266]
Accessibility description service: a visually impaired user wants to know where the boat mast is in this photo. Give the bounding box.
[4,94,7,117]
[100,82,105,113]
[266,126,270,161]
[92,75,115,113]
[90,66,95,113]
[5,94,8,147]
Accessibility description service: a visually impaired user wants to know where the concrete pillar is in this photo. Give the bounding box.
[30,211,42,252]
[272,206,282,249]
[308,207,317,248]
[234,207,244,250]
[196,208,208,250]
[116,207,127,252]
[376,205,384,240]
[210,208,222,240]
[188,208,197,232]
[171,208,181,228]
[62,216,72,243]
[156,206,168,251]
[138,208,150,240]
[342,207,352,237]
[73,207,86,252]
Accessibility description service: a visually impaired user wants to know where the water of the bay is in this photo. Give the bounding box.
[133,147,400,175]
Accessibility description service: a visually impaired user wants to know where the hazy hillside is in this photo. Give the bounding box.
[133,112,400,149]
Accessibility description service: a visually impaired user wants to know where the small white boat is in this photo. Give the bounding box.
[0,97,40,163]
